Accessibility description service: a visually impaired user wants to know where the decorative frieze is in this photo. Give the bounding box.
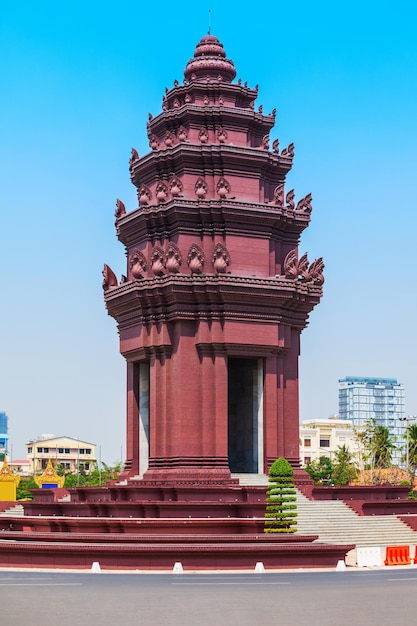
[212,243,231,273]
[129,148,139,169]
[296,193,313,214]
[165,243,182,273]
[114,198,126,221]
[129,249,147,279]
[164,131,175,147]
[149,134,160,150]
[169,175,183,197]
[102,264,118,290]
[217,127,228,143]
[195,177,208,199]
[155,181,169,203]
[216,177,231,199]
[187,243,205,273]
[177,126,188,141]
[151,246,165,276]
[138,185,152,206]
[284,250,325,285]
[199,128,209,144]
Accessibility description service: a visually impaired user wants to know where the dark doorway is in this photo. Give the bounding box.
[228,358,260,473]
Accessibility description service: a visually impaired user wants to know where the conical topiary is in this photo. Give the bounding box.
[264,457,297,533]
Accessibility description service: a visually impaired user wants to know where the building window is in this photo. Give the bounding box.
[37,447,43,453]
[80,449,85,454]
[61,462,71,471]
[304,457,311,465]
[58,448,64,454]
[303,438,311,447]
[43,448,49,453]
[28,447,32,453]
[319,439,330,448]
[86,449,91,454]
[65,448,70,454]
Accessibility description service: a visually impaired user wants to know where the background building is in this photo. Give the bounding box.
[26,435,96,474]
[0,412,8,461]
[338,376,406,465]
[300,417,357,467]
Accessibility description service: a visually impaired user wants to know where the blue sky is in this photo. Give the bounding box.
[1,1,417,462]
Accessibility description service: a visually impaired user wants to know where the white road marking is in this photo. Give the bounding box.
[0,582,83,587]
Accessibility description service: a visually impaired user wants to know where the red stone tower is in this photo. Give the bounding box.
[104,35,324,482]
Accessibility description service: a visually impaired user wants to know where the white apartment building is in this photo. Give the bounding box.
[300,417,358,466]
[26,435,96,474]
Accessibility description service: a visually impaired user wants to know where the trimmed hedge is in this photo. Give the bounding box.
[264,457,297,534]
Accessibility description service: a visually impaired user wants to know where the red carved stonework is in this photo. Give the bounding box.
[104,34,324,482]
[165,242,182,273]
[151,246,165,276]
[169,175,183,197]
[114,198,126,222]
[138,184,152,206]
[212,243,231,273]
[187,243,205,273]
[102,264,118,290]
[129,249,147,279]
[194,177,208,199]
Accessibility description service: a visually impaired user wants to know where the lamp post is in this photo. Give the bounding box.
[399,415,417,480]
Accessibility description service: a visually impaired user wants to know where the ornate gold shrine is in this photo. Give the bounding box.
[34,459,65,488]
[0,459,21,501]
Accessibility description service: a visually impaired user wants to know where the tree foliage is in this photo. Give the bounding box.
[354,419,396,470]
[264,457,297,533]
[305,446,358,486]
[305,456,332,485]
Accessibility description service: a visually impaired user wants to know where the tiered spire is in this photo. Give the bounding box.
[184,35,236,83]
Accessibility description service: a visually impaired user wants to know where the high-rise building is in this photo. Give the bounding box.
[0,412,8,460]
[338,377,405,465]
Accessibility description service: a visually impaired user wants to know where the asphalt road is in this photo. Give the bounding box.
[1,568,417,626]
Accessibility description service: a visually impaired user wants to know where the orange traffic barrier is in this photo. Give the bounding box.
[384,545,411,566]
[414,546,417,565]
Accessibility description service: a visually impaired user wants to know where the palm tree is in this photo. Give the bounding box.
[332,444,358,485]
[370,424,396,469]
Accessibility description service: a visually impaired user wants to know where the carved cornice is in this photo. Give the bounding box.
[116,198,310,247]
[196,342,286,358]
[123,345,173,362]
[130,143,291,189]
[145,105,275,146]
[104,274,322,331]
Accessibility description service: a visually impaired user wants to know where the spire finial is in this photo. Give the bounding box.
[208,9,211,35]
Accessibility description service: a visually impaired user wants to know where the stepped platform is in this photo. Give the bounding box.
[0,481,355,571]
[21,500,266,518]
[0,537,352,571]
[0,516,266,534]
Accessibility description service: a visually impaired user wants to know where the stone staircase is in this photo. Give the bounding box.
[0,504,24,517]
[232,473,269,485]
[295,490,417,548]
[235,474,417,549]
